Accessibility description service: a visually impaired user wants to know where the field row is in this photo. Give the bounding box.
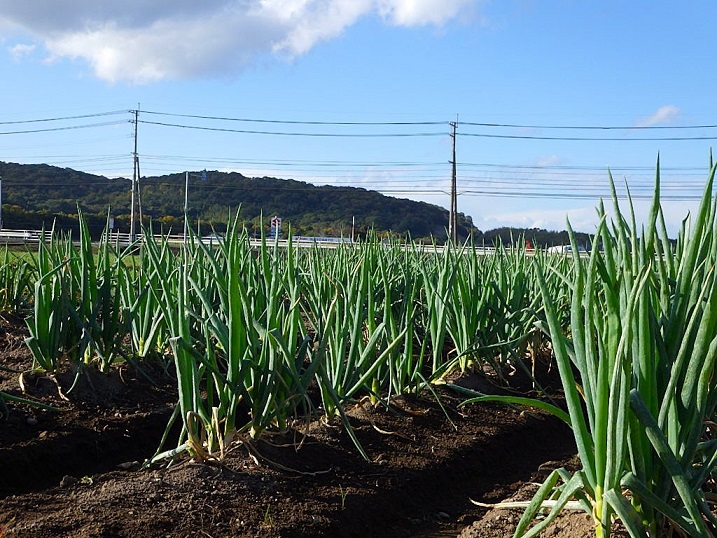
[4,164,717,537]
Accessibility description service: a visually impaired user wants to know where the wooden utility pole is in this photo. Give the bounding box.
[448,120,458,244]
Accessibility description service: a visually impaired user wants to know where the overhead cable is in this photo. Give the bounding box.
[461,132,717,142]
[139,109,446,126]
[140,109,717,130]
[0,110,128,125]
[460,121,717,130]
[0,120,128,136]
[137,119,446,137]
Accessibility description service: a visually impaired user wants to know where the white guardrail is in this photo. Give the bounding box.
[0,229,50,244]
[0,229,503,255]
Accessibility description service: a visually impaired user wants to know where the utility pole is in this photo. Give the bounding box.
[448,120,458,244]
[135,110,143,229]
[0,175,3,231]
[184,169,207,244]
[130,106,140,242]
[184,172,190,244]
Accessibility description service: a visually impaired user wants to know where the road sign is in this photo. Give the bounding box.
[271,216,281,228]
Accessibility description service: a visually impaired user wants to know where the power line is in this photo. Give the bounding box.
[459,162,706,171]
[461,132,717,141]
[2,173,704,190]
[0,110,128,125]
[2,108,715,140]
[459,189,706,201]
[140,154,447,167]
[137,153,706,174]
[12,150,706,178]
[140,109,446,126]
[134,112,717,142]
[3,107,716,214]
[460,121,717,130]
[0,120,128,136]
[140,109,717,131]
[137,119,446,138]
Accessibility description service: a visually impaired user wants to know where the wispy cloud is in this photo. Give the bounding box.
[535,155,565,167]
[0,0,483,84]
[8,42,35,62]
[634,105,681,127]
[378,0,478,26]
[477,205,598,233]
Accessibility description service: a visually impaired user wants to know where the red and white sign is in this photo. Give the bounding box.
[271,216,282,228]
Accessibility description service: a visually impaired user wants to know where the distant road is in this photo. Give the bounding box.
[0,230,46,245]
[0,229,501,255]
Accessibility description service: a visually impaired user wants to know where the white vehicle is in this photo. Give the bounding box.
[201,233,224,243]
[547,244,587,254]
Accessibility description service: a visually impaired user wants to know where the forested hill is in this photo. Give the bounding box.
[0,161,476,240]
[0,161,597,246]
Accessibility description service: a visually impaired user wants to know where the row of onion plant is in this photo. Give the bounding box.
[140,225,551,462]
[0,243,45,417]
[473,161,717,537]
[24,213,139,380]
[20,211,558,460]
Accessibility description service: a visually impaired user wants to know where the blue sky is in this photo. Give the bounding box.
[0,1,715,235]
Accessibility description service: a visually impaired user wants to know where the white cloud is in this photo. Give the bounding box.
[535,154,564,167]
[266,0,374,56]
[634,104,681,128]
[378,0,477,26]
[0,0,481,84]
[469,197,699,238]
[44,13,282,84]
[476,205,599,233]
[8,42,35,61]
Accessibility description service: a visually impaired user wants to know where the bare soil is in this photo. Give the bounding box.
[0,315,609,537]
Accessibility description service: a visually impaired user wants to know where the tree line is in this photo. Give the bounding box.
[0,161,591,246]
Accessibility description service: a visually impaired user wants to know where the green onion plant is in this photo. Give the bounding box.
[490,161,717,538]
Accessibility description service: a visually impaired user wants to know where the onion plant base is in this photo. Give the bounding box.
[1,343,578,538]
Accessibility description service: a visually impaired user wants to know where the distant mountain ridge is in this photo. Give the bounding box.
[0,161,475,240]
[0,161,596,247]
